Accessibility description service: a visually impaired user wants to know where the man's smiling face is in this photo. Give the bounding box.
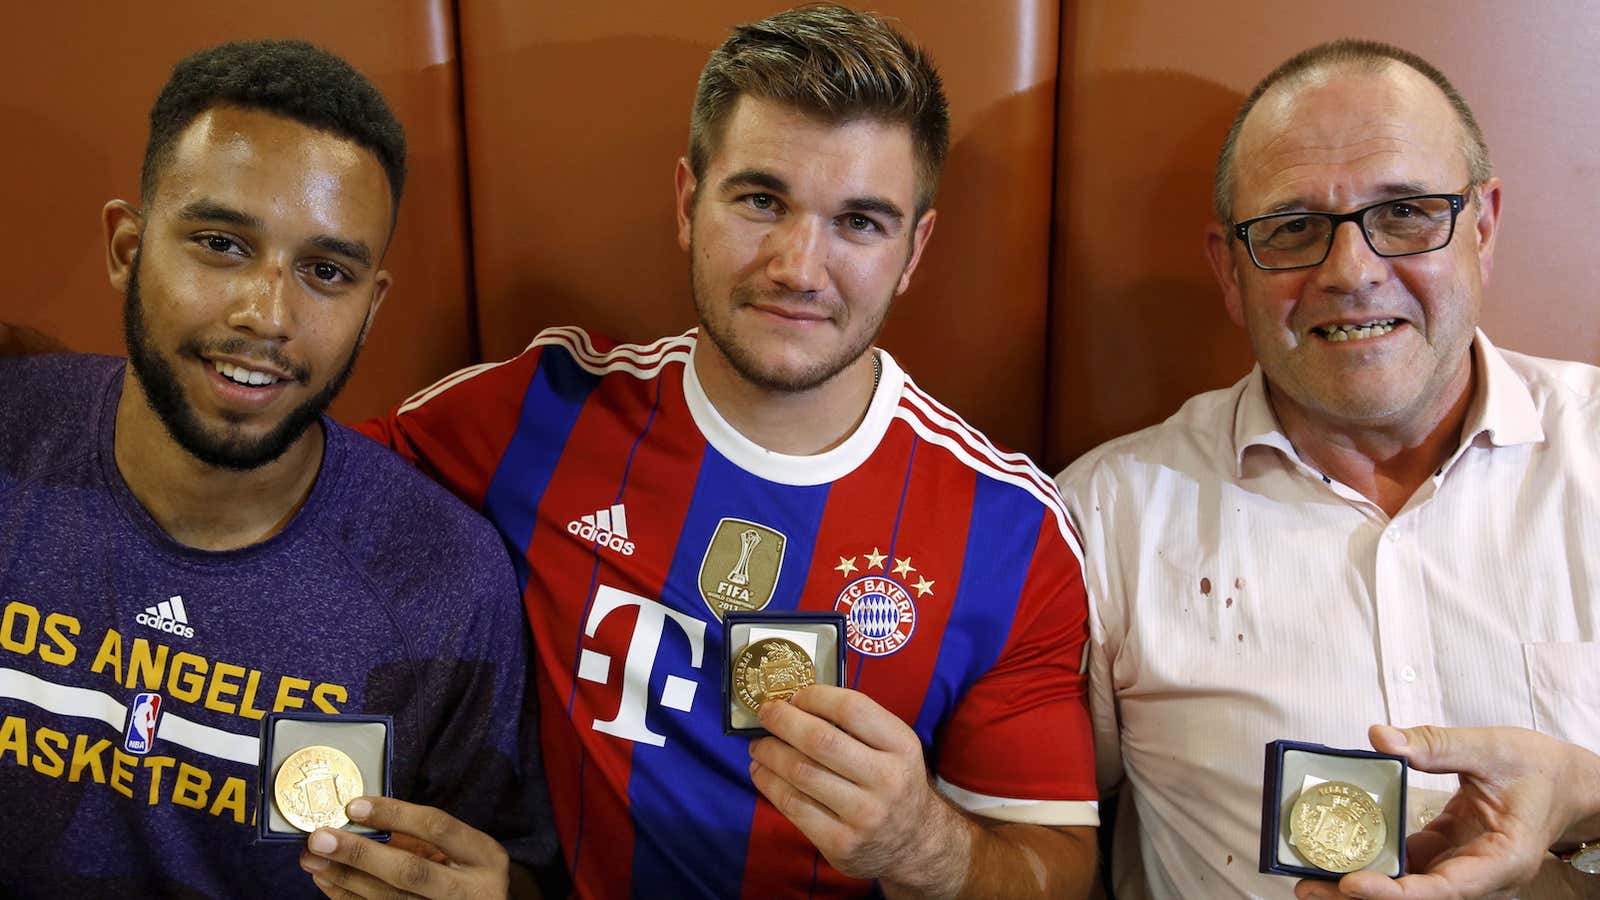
[676,94,934,394]
[1212,62,1500,431]
[121,105,393,470]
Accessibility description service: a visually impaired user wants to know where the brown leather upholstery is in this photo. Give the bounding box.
[4,2,1597,466]
[457,0,1060,455]
[1045,0,1600,468]
[0,0,475,422]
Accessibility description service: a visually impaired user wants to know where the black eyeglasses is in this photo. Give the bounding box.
[1232,186,1472,271]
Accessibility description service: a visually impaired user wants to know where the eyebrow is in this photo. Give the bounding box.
[719,168,790,195]
[177,198,372,268]
[718,169,906,227]
[310,235,373,269]
[843,195,906,227]
[177,199,263,230]
[1265,182,1435,215]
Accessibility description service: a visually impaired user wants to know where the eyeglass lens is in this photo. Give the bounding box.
[1246,196,1458,268]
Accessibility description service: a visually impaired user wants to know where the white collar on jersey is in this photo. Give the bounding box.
[683,342,905,486]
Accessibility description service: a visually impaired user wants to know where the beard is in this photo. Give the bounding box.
[122,255,362,471]
[689,249,891,394]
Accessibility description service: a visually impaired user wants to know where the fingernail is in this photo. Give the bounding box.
[347,798,372,820]
[312,876,331,891]
[301,853,328,872]
[308,830,338,854]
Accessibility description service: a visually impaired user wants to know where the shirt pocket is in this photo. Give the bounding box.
[1523,641,1600,748]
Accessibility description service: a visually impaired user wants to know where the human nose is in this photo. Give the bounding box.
[1311,220,1389,293]
[765,216,828,294]
[226,258,294,340]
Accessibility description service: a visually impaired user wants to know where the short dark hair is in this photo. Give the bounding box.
[140,40,406,214]
[689,4,949,216]
[1214,39,1491,223]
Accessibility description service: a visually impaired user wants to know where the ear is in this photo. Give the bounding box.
[1204,220,1247,328]
[894,208,938,295]
[1468,176,1503,287]
[103,200,143,292]
[359,269,394,345]
[674,158,697,252]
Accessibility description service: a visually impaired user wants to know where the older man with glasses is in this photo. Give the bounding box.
[1058,39,1600,900]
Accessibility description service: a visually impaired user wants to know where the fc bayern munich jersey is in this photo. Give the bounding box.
[362,328,1097,898]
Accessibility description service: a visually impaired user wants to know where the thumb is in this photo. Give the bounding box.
[1369,723,1497,780]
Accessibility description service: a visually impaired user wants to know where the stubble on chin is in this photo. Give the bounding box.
[122,258,357,471]
[696,304,878,395]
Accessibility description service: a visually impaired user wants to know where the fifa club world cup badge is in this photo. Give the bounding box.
[698,518,787,618]
[123,692,163,755]
[830,547,934,656]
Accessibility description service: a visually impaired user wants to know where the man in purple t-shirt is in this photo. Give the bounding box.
[0,41,550,898]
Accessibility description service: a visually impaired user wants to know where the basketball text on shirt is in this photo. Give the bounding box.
[0,598,350,825]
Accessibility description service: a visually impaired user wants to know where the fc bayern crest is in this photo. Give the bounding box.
[834,575,916,656]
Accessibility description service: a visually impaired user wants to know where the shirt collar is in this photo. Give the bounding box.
[1232,365,1292,476]
[683,340,905,486]
[1231,328,1543,478]
[1459,329,1544,449]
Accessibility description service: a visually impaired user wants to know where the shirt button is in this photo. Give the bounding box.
[1400,665,1418,683]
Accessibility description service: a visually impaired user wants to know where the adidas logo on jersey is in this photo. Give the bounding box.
[136,595,195,639]
[568,503,636,556]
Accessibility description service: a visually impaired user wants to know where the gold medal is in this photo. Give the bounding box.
[732,637,816,713]
[273,745,365,833]
[1289,780,1387,873]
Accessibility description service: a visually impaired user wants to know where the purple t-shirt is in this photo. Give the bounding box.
[0,355,552,898]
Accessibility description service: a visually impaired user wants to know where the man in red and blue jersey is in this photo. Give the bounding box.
[305,6,1099,897]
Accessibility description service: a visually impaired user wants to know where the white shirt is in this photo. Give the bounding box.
[1057,331,1600,899]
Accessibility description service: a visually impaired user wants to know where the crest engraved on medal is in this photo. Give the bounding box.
[732,637,816,712]
[274,745,365,833]
[1289,780,1387,873]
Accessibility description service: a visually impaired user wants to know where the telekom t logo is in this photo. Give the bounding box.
[577,585,706,747]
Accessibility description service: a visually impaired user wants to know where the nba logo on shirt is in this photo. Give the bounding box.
[124,692,162,755]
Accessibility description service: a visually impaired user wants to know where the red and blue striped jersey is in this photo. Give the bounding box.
[361,328,1097,898]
